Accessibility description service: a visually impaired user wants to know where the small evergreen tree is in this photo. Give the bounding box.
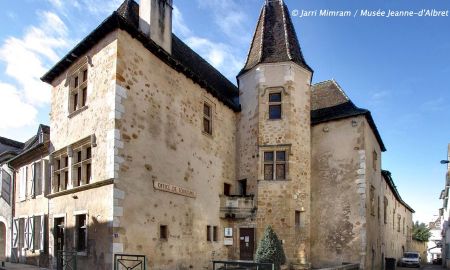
[255,226,286,270]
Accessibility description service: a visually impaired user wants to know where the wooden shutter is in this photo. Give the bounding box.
[28,217,34,250]
[12,219,19,248]
[31,163,35,198]
[19,167,25,201]
[24,217,29,249]
[43,159,50,195]
[40,215,45,251]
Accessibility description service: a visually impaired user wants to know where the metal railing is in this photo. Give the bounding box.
[212,260,274,270]
[114,254,147,270]
[57,250,77,270]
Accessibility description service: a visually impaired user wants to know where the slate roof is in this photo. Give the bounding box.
[311,80,386,152]
[382,170,415,213]
[41,0,240,112]
[7,124,50,167]
[240,0,312,76]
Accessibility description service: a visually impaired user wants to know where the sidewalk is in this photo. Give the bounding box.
[0,262,48,270]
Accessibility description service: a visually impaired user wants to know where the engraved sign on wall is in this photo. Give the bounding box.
[153,181,196,198]
[224,238,233,246]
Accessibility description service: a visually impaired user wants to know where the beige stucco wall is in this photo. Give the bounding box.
[237,63,312,265]
[311,116,366,268]
[47,30,118,269]
[112,29,237,270]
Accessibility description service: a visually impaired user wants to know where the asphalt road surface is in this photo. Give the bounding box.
[398,264,443,270]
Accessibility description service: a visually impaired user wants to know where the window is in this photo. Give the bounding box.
[75,215,88,251]
[264,151,287,180]
[268,93,282,119]
[72,145,92,187]
[206,225,211,242]
[295,211,301,229]
[19,218,25,248]
[238,179,247,196]
[33,215,44,251]
[370,186,375,216]
[397,215,401,232]
[160,225,168,240]
[69,64,88,114]
[53,154,69,192]
[1,169,12,204]
[203,103,212,135]
[213,226,218,242]
[403,218,405,235]
[373,151,378,170]
[223,183,231,196]
[384,197,388,224]
[377,196,380,220]
[32,161,43,197]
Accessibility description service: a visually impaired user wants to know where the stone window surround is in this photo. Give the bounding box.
[261,86,288,121]
[66,56,92,118]
[51,135,95,194]
[74,210,89,256]
[206,225,218,242]
[259,144,291,181]
[202,97,215,137]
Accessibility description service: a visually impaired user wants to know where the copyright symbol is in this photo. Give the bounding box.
[292,9,299,17]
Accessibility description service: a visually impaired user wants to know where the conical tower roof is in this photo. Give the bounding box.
[239,0,312,76]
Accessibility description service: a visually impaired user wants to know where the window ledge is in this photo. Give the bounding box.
[68,106,88,118]
[202,131,213,138]
[47,178,114,198]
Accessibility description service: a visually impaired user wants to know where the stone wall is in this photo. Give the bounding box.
[48,30,119,269]
[113,29,237,270]
[311,116,366,268]
[410,240,428,263]
[237,63,312,265]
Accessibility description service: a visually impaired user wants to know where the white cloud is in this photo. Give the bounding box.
[0,11,69,107]
[174,7,243,80]
[195,0,251,44]
[0,83,38,129]
[47,0,122,16]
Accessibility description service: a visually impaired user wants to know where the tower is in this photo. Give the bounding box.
[236,0,313,266]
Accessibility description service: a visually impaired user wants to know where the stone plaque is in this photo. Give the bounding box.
[225,199,238,208]
[224,238,233,246]
[153,181,196,198]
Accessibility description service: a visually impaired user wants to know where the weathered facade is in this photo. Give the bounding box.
[8,125,50,267]
[0,0,414,269]
[0,137,24,262]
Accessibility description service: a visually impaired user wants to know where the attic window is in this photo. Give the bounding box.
[68,63,88,116]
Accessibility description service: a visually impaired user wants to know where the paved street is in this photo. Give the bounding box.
[0,262,48,270]
[398,264,443,270]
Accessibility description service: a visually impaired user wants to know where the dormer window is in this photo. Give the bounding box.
[69,63,88,115]
[268,93,282,119]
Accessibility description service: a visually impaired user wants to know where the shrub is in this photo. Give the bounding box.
[255,225,286,270]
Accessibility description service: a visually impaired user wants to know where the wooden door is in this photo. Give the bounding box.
[239,228,255,261]
[55,218,64,270]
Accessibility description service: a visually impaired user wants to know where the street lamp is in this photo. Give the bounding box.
[441,160,450,164]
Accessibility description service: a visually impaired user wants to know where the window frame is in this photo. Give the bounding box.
[68,62,89,117]
[72,144,92,187]
[268,92,282,120]
[202,102,213,136]
[263,150,287,181]
[74,213,88,254]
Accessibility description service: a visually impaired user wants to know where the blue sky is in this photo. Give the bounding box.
[0,0,449,223]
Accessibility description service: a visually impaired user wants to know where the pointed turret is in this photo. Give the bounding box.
[240,0,312,76]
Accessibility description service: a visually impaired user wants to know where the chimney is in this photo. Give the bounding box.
[139,0,173,54]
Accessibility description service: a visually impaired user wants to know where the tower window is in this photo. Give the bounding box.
[69,63,88,115]
[264,150,287,180]
[268,93,282,119]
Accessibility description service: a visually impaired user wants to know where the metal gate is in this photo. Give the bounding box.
[57,250,77,270]
[114,254,146,270]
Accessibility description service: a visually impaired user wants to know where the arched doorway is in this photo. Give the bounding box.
[0,221,6,260]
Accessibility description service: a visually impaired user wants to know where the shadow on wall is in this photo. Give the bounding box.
[0,221,5,261]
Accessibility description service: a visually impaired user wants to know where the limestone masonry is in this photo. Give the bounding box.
[0,0,414,269]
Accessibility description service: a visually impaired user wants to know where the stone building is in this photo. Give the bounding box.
[440,144,450,268]
[0,136,24,262]
[7,125,50,267]
[13,0,415,269]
